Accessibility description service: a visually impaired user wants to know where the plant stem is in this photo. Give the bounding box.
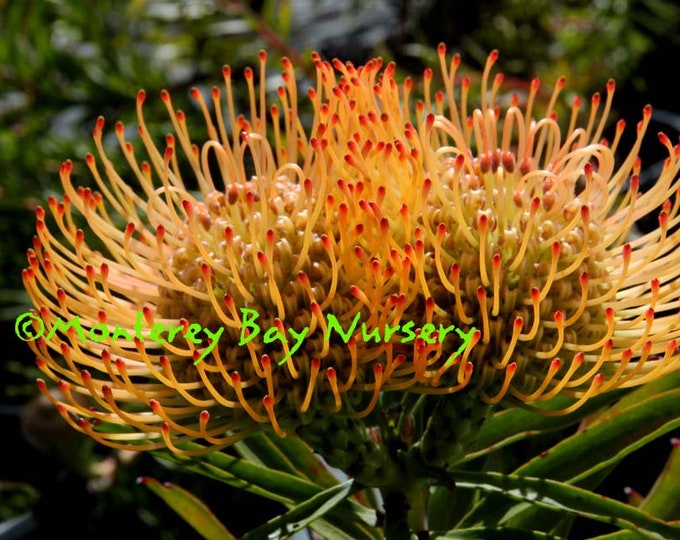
[381,489,413,540]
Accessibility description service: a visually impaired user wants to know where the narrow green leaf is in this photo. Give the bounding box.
[467,392,625,457]
[154,444,380,539]
[430,527,564,539]
[428,482,477,530]
[515,389,680,483]
[237,433,379,511]
[588,532,642,540]
[453,471,680,539]
[236,433,339,489]
[156,445,323,503]
[459,388,680,528]
[139,476,236,540]
[639,439,680,520]
[239,480,360,540]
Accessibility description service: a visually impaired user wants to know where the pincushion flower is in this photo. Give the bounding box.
[22,46,680,481]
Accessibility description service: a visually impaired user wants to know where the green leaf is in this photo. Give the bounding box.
[516,388,680,484]
[235,433,339,489]
[428,480,478,530]
[466,391,626,460]
[459,386,680,528]
[639,439,680,521]
[154,443,380,539]
[430,527,564,539]
[239,480,361,540]
[452,471,680,539]
[138,476,236,540]
[156,444,323,503]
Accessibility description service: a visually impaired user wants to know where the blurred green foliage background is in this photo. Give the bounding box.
[1,1,679,538]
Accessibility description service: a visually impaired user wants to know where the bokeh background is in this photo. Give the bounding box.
[1,1,679,538]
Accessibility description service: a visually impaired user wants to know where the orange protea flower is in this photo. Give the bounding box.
[22,46,680,471]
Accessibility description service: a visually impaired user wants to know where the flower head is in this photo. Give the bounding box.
[23,46,680,459]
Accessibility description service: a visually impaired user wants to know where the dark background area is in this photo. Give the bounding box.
[2,1,680,538]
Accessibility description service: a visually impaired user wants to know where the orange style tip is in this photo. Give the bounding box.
[190,87,201,100]
[551,241,561,257]
[200,410,210,422]
[326,367,336,379]
[489,50,499,62]
[231,371,241,385]
[161,422,170,435]
[160,89,170,102]
[507,362,517,374]
[437,42,446,55]
[137,89,146,103]
[36,378,47,391]
[297,271,310,285]
[670,438,680,448]
[222,65,231,77]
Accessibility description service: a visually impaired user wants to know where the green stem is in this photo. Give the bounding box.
[381,488,413,540]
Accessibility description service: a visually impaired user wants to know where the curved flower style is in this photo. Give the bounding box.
[23,46,680,460]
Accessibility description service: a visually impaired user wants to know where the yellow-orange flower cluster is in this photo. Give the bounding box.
[23,46,680,456]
